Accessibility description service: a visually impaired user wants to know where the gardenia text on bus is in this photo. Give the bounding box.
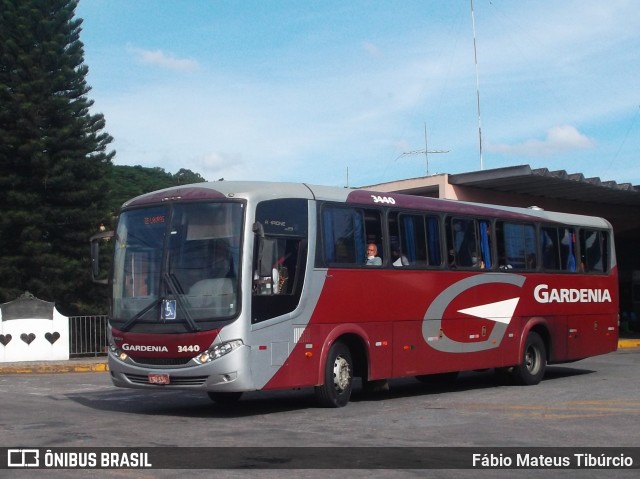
[534,284,612,303]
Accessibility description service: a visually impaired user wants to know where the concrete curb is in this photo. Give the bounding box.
[618,338,640,350]
[0,359,108,375]
[0,339,638,375]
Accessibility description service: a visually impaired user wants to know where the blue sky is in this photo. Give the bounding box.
[76,0,640,187]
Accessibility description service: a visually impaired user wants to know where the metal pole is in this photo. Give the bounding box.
[424,123,429,175]
[471,0,484,170]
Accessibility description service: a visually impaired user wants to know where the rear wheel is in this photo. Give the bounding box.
[511,332,546,385]
[207,391,243,405]
[315,342,353,408]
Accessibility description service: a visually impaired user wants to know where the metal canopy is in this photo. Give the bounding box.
[449,165,640,207]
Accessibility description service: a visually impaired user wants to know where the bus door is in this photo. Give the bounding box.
[249,199,310,388]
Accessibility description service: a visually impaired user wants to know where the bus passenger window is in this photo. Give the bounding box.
[396,214,424,266]
[364,211,383,264]
[541,227,560,270]
[389,213,441,268]
[426,216,442,266]
[498,222,535,270]
[452,219,474,267]
[560,228,577,272]
[541,226,576,272]
[320,205,382,267]
[478,220,492,269]
[322,207,363,265]
[579,229,607,273]
[447,217,490,269]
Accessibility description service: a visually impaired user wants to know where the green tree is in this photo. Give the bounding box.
[0,0,114,314]
[174,168,206,185]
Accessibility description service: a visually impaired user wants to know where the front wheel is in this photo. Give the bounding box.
[315,342,353,408]
[511,332,546,385]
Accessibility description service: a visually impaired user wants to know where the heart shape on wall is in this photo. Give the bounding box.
[45,332,61,344]
[20,333,36,345]
[0,334,12,346]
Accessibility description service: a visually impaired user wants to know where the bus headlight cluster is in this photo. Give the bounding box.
[195,339,244,364]
[109,342,128,362]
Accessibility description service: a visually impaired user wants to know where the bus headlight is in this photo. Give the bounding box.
[195,339,244,364]
[109,341,128,362]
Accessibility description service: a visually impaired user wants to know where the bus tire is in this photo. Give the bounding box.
[511,332,546,385]
[315,342,353,408]
[207,391,243,405]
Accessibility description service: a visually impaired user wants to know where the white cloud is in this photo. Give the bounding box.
[486,125,596,157]
[127,46,199,72]
[81,1,640,185]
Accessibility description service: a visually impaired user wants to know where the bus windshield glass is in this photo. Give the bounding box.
[112,202,244,328]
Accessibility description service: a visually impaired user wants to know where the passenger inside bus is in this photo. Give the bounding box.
[365,243,382,266]
[391,246,409,267]
[471,251,485,269]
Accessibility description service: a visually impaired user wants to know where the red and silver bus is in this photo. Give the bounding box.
[92,181,618,407]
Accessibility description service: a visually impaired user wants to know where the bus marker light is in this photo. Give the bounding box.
[305,352,313,358]
[259,345,267,350]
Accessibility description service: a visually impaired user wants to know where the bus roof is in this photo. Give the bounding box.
[122,180,612,230]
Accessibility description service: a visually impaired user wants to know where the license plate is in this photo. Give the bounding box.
[148,373,170,385]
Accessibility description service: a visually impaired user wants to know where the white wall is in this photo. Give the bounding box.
[0,306,69,362]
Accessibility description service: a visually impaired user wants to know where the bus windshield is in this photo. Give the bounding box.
[112,201,244,330]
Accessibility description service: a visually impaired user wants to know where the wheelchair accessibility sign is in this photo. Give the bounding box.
[161,299,176,320]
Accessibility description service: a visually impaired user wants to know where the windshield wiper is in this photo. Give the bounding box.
[118,274,199,333]
[163,273,200,332]
[119,298,161,332]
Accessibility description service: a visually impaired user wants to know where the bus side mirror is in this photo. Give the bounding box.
[252,221,265,237]
[90,230,114,284]
[258,238,276,278]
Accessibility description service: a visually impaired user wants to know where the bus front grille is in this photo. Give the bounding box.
[124,374,208,386]
[129,356,192,366]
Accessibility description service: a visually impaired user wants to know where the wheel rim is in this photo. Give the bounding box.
[525,345,540,374]
[332,355,351,393]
